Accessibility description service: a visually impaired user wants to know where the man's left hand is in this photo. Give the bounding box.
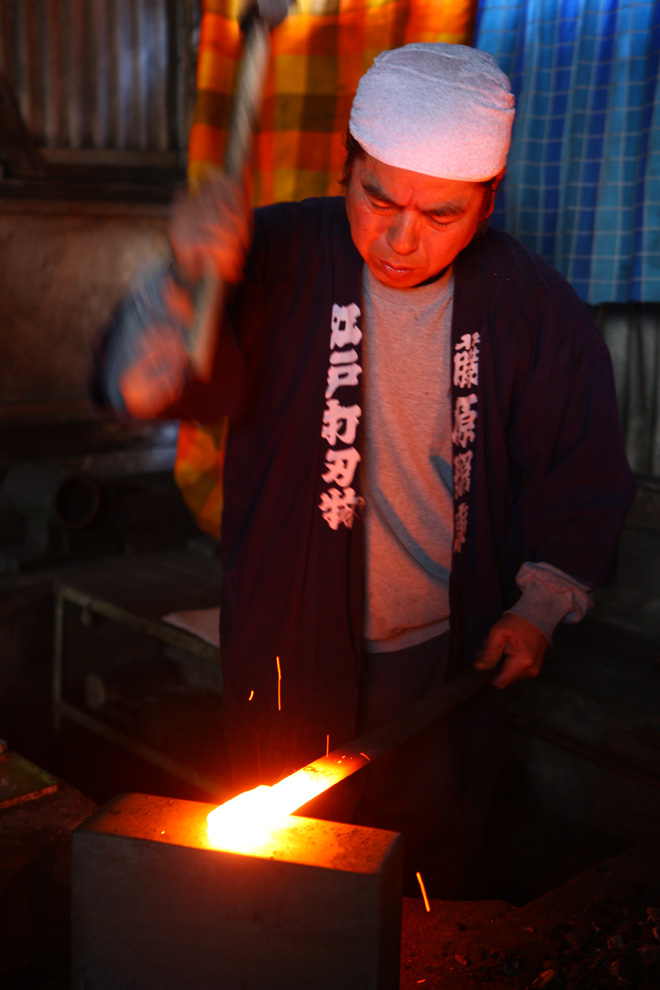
[474,613,548,689]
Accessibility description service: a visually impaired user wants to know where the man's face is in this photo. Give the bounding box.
[345,152,499,289]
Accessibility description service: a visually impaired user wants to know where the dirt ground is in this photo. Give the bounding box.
[400,839,660,990]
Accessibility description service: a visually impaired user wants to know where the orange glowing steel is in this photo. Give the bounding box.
[207,749,371,852]
[207,665,498,855]
[416,871,431,912]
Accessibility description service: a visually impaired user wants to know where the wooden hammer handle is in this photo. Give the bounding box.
[186,19,270,381]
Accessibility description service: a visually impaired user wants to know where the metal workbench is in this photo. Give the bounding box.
[52,549,225,797]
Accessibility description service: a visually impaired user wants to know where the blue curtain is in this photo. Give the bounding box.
[474,0,660,304]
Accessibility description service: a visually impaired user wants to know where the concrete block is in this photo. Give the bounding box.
[71,792,402,990]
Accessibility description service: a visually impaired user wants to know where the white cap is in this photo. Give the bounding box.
[349,43,515,182]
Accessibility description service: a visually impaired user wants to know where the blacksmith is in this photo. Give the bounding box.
[94,43,634,896]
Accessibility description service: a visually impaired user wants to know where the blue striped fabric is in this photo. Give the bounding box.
[474,0,660,303]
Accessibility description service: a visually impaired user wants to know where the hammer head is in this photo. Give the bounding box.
[241,0,292,32]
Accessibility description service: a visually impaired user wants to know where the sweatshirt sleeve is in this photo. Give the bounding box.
[91,262,247,424]
[92,264,187,417]
[505,560,594,643]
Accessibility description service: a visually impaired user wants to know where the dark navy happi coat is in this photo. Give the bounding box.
[98,196,635,789]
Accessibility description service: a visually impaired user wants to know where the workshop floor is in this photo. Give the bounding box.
[3,611,659,990]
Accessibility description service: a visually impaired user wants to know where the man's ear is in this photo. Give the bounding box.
[482,168,506,220]
[491,169,506,193]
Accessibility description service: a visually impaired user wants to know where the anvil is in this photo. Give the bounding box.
[71,792,402,990]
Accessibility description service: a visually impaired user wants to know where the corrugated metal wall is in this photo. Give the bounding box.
[0,0,200,161]
[598,305,660,481]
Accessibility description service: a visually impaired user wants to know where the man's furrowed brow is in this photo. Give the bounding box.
[361,178,397,204]
[361,177,469,217]
[426,201,467,219]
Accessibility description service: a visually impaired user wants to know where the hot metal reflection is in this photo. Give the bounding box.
[207,752,369,851]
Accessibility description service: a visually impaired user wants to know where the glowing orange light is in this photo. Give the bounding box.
[276,655,282,711]
[207,750,371,851]
[416,871,431,912]
[326,734,330,757]
[248,690,254,701]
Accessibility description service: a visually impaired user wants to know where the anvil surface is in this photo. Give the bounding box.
[71,792,402,990]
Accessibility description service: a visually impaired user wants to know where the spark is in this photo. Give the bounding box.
[276,655,282,710]
[248,690,254,701]
[416,871,431,912]
[359,752,371,761]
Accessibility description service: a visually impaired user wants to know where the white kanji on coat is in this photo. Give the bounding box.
[319,487,361,530]
[322,399,362,446]
[329,348,358,366]
[326,361,362,399]
[453,450,473,498]
[453,332,480,388]
[322,447,361,488]
[454,502,469,552]
[452,394,478,448]
[330,303,362,350]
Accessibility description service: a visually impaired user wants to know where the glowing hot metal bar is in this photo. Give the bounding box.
[208,664,497,848]
[208,751,368,849]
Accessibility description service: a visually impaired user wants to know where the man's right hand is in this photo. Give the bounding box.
[168,173,253,286]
